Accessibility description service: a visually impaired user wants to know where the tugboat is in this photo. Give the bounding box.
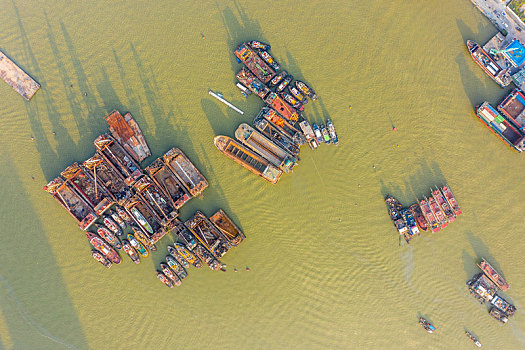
[249,40,271,51]
[91,250,112,268]
[132,226,157,252]
[277,74,293,93]
[385,196,408,236]
[160,263,182,285]
[419,198,439,232]
[167,245,190,269]
[478,258,509,291]
[156,271,174,288]
[427,195,448,229]
[295,80,317,100]
[102,215,122,236]
[419,317,435,333]
[96,224,122,249]
[86,231,121,264]
[312,124,323,145]
[258,50,280,71]
[109,210,126,230]
[127,233,148,258]
[270,70,287,87]
[441,185,462,215]
[320,124,331,144]
[432,188,455,223]
[165,256,188,280]
[288,86,307,103]
[409,203,428,231]
[122,239,140,264]
[175,243,202,268]
[326,119,338,145]
[465,331,482,347]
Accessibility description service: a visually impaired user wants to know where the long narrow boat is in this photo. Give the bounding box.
[44,177,98,230]
[105,110,151,162]
[234,42,275,83]
[257,107,305,145]
[127,234,148,258]
[60,163,113,216]
[192,243,221,271]
[236,67,270,99]
[427,196,448,228]
[91,250,112,268]
[83,154,133,203]
[164,256,188,280]
[209,209,245,247]
[441,185,462,215]
[167,245,190,269]
[419,198,440,233]
[132,226,157,252]
[326,119,338,145]
[122,239,140,264]
[133,176,178,225]
[214,136,283,184]
[174,220,198,250]
[264,92,299,124]
[478,258,509,291]
[109,210,126,230]
[102,215,122,236]
[432,188,455,223]
[96,224,122,249]
[385,196,408,237]
[235,123,297,173]
[145,158,191,209]
[94,134,143,186]
[160,262,184,283]
[124,195,163,238]
[185,211,230,259]
[475,102,525,152]
[466,40,511,88]
[253,117,300,157]
[298,119,319,149]
[156,271,174,288]
[163,148,208,197]
[174,243,202,268]
[409,203,428,231]
[86,231,121,264]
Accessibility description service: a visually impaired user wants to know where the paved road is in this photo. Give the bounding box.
[471,0,525,43]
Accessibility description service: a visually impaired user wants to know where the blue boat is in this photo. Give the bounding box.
[312,124,323,144]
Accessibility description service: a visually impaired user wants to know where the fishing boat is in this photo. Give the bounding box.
[60,162,113,216]
[478,258,509,291]
[465,331,482,348]
[298,120,319,149]
[441,185,462,215]
[385,196,408,236]
[320,124,330,144]
[94,134,143,186]
[133,176,178,225]
[234,42,275,83]
[295,80,317,100]
[419,199,439,233]
[312,124,324,145]
[288,86,307,103]
[175,242,203,268]
[156,271,174,288]
[105,110,151,162]
[174,220,198,250]
[91,250,112,268]
[270,70,287,87]
[253,117,301,157]
[44,177,98,230]
[192,243,221,271]
[466,40,511,88]
[102,215,123,236]
[475,102,525,152]
[160,263,183,284]
[280,92,304,111]
[249,40,270,51]
[83,154,133,203]
[236,67,270,99]
[96,224,122,249]
[165,256,188,280]
[489,307,508,324]
[125,197,161,236]
[326,119,338,145]
[127,234,148,258]
[209,209,246,247]
[427,196,448,229]
[167,245,190,269]
[185,211,231,259]
[214,135,283,184]
[258,50,280,71]
[235,123,297,173]
[86,231,121,264]
[490,295,516,316]
[109,210,126,229]
[402,208,420,237]
[132,226,157,252]
[115,205,134,225]
[163,148,208,197]
[257,107,305,145]
[419,317,435,333]
[145,158,191,210]
[432,188,455,222]
[409,203,428,231]
[122,239,140,264]
[277,75,293,93]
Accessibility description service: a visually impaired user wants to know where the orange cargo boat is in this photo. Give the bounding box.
[209,209,245,247]
[478,258,509,291]
[264,92,299,124]
[105,110,151,162]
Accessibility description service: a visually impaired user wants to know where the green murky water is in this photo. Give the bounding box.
[0,0,524,348]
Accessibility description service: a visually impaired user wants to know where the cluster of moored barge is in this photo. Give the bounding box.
[44,110,245,287]
[214,41,338,184]
[467,258,517,324]
[385,185,462,243]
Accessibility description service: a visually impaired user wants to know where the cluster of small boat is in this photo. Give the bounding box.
[418,318,481,347]
[214,41,339,184]
[467,258,516,324]
[385,185,461,243]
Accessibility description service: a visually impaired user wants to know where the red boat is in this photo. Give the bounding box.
[478,258,509,291]
[409,203,427,231]
[427,196,448,229]
[441,185,462,215]
[419,199,439,233]
[432,188,455,223]
[86,231,121,264]
[96,224,122,249]
[466,40,511,87]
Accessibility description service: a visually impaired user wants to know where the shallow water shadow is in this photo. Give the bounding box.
[201,98,243,137]
[465,231,506,278]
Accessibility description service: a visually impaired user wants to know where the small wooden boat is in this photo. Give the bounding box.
[409,203,428,231]
[115,205,134,225]
[465,331,482,347]
[419,317,435,333]
[91,249,112,268]
[192,243,221,271]
[277,74,292,93]
[312,124,323,145]
[288,86,306,102]
[295,80,317,100]
[167,245,190,269]
[160,263,182,285]
[270,70,287,87]
[122,239,140,264]
[385,196,408,236]
[156,271,174,288]
[258,50,280,71]
[165,256,188,280]
[174,243,202,268]
[320,124,330,144]
[441,185,462,215]
[326,119,338,145]
[132,226,156,252]
[478,258,509,291]
[102,215,122,236]
[96,224,122,249]
[105,110,151,162]
[127,234,148,258]
[86,231,121,264]
[163,148,208,197]
[209,209,245,247]
[248,40,270,51]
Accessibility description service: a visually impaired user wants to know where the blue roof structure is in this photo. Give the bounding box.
[504,40,525,67]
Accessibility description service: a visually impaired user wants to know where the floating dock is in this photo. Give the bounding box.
[0,50,40,101]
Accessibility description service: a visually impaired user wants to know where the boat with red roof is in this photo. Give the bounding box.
[419,198,439,233]
[478,258,509,291]
[441,185,462,215]
[91,250,112,268]
[234,42,275,83]
[427,196,447,229]
[432,188,455,223]
[409,203,427,231]
[96,224,122,249]
[86,231,121,264]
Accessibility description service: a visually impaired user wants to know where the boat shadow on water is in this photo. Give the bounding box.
[462,231,507,282]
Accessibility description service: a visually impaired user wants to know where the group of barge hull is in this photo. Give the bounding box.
[475,102,525,152]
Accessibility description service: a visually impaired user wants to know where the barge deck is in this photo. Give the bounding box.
[0,50,40,100]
